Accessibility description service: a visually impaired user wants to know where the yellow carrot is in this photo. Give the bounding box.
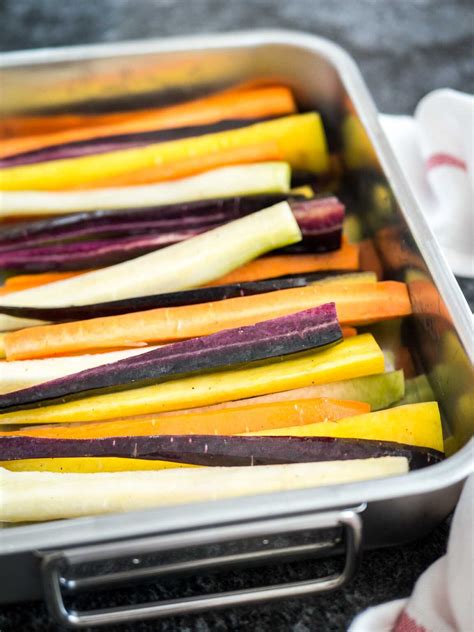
[0,398,370,440]
[0,113,329,191]
[0,457,195,473]
[243,402,444,452]
[0,86,296,155]
[0,334,384,424]
[74,141,282,187]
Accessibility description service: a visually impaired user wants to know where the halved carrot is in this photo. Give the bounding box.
[0,242,358,297]
[0,239,357,296]
[1,272,86,294]
[0,334,384,424]
[0,113,328,191]
[0,81,285,139]
[207,241,359,285]
[242,402,444,453]
[74,141,283,188]
[0,86,297,158]
[342,326,358,337]
[0,398,370,440]
[0,457,195,473]
[4,281,412,360]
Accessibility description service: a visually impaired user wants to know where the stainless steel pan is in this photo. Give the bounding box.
[0,30,472,628]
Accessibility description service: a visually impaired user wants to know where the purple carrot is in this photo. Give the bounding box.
[0,434,444,469]
[0,303,342,410]
[0,117,269,167]
[0,198,345,270]
[0,231,207,271]
[0,271,351,322]
[0,194,292,250]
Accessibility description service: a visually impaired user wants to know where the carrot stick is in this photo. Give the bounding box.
[3,281,412,360]
[0,457,195,473]
[1,272,86,294]
[0,334,384,424]
[241,402,444,453]
[342,326,357,337]
[0,82,285,139]
[0,86,297,157]
[207,241,359,285]
[0,243,356,296]
[0,86,296,157]
[74,142,282,188]
[0,114,328,191]
[0,398,370,440]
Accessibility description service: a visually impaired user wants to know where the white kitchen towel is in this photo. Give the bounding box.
[349,473,474,632]
[379,89,474,278]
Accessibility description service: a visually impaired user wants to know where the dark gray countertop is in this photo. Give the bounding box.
[0,1,472,630]
[1,0,474,113]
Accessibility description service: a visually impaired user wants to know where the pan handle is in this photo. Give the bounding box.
[41,505,364,628]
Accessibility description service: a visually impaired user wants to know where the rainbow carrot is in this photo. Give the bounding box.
[0,334,384,424]
[3,281,411,360]
[0,114,328,191]
[207,242,359,284]
[0,398,370,440]
[0,86,297,156]
[0,272,87,295]
[73,142,282,188]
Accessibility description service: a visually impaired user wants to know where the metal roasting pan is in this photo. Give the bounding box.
[0,30,472,628]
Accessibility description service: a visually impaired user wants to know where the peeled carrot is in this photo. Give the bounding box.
[0,334,384,424]
[207,241,359,285]
[3,281,412,360]
[155,370,405,416]
[0,459,409,522]
[0,272,86,295]
[0,457,196,473]
[0,398,370,440]
[0,82,283,139]
[243,402,444,453]
[342,326,357,337]
[74,142,283,188]
[0,114,329,191]
[0,86,297,157]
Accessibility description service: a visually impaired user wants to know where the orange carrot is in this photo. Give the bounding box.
[0,82,284,139]
[1,271,86,294]
[0,244,357,295]
[73,142,282,188]
[0,398,370,439]
[207,241,359,285]
[4,281,412,360]
[0,86,296,159]
[0,110,152,140]
[342,326,357,338]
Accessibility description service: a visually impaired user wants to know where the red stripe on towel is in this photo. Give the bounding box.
[426,153,467,171]
[394,610,428,632]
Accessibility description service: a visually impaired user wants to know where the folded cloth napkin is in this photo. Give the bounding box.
[349,473,474,632]
[379,89,474,278]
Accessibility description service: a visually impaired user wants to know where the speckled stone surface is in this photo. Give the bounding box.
[1,0,474,113]
[0,1,472,630]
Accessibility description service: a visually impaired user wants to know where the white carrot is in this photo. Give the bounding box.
[0,457,408,522]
